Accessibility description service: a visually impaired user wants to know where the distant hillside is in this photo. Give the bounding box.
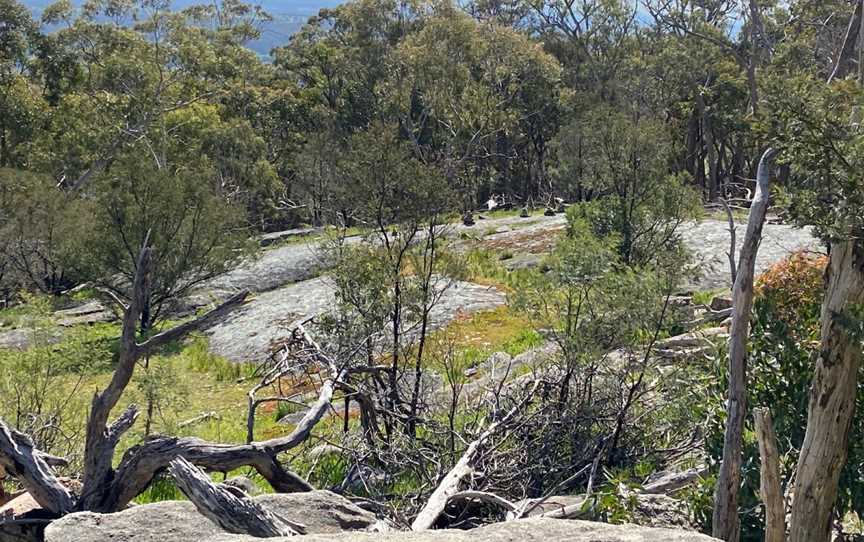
[20,0,345,58]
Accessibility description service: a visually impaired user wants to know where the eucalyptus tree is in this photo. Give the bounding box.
[768,73,864,542]
[385,3,562,207]
[0,0,44,169]
[553,107,700,266]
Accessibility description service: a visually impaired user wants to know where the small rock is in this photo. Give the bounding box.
[709,296,733,311]
[484,351,513,370]
[54,300,116,327]
[519,207,530,218]
[543,207,556,217]
[308,444,343,460]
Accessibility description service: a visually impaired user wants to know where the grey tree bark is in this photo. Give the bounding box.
[787,240,864,542]
[712,148,777,542]
[754,408,785,542]
[169,457,300,537]
[411,380,539,531]
[0,423,74,515]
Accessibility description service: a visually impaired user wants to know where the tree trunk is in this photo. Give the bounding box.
[755,408,785,542]
[787,240,864,542]
[712,148,776,542]
[828,0,863,83]
[696,90,719,201]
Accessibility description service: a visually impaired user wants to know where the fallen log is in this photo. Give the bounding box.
[169,457,300,537]
[178,411,221,429]
[411,380,539,531]
[0,422,74,516]
[533,497,591,520]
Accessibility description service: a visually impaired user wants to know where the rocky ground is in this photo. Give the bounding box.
[197,213,817,363]
[205,277,506,363]
[36,489,719,542]
[0,212,820,360]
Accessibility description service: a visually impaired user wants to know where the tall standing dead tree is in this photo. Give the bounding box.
[713,148,777,542]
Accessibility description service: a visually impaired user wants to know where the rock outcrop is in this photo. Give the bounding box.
[44,490,380,542]
[205,518,719,542]
[40,488,719,542]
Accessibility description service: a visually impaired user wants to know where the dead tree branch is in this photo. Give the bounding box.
[411,380,539,531]
[0,422,74,515]
[720,197,737,285]
[713,147,777,542]
[169,457,300,537]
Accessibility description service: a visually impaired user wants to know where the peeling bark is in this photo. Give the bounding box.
[788,240,864,542]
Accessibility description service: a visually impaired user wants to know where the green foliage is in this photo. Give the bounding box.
[0,294,107,461]
[0,169,88,295]
[305,452,349,490]
[556,108,701,266]
[766,76,864,240]
[68,148,250,327]
[183,335,255,382]
[591,469,642,525]
[135,475,183,505]
[344,123,454,225]
[134,354,192,434]
[501,327,544,356]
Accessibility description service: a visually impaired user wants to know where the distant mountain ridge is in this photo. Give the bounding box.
[19,0,345,58]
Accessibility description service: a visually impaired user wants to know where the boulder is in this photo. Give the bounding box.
[0,492,40,519]
[204,517,719,542]
[515,493,696,531]
[54,300,117,327]
[44,490,379,542]
[1,493,56,542]
[642,466,708,495]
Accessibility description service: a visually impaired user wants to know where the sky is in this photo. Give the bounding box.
[20,0,346,57]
